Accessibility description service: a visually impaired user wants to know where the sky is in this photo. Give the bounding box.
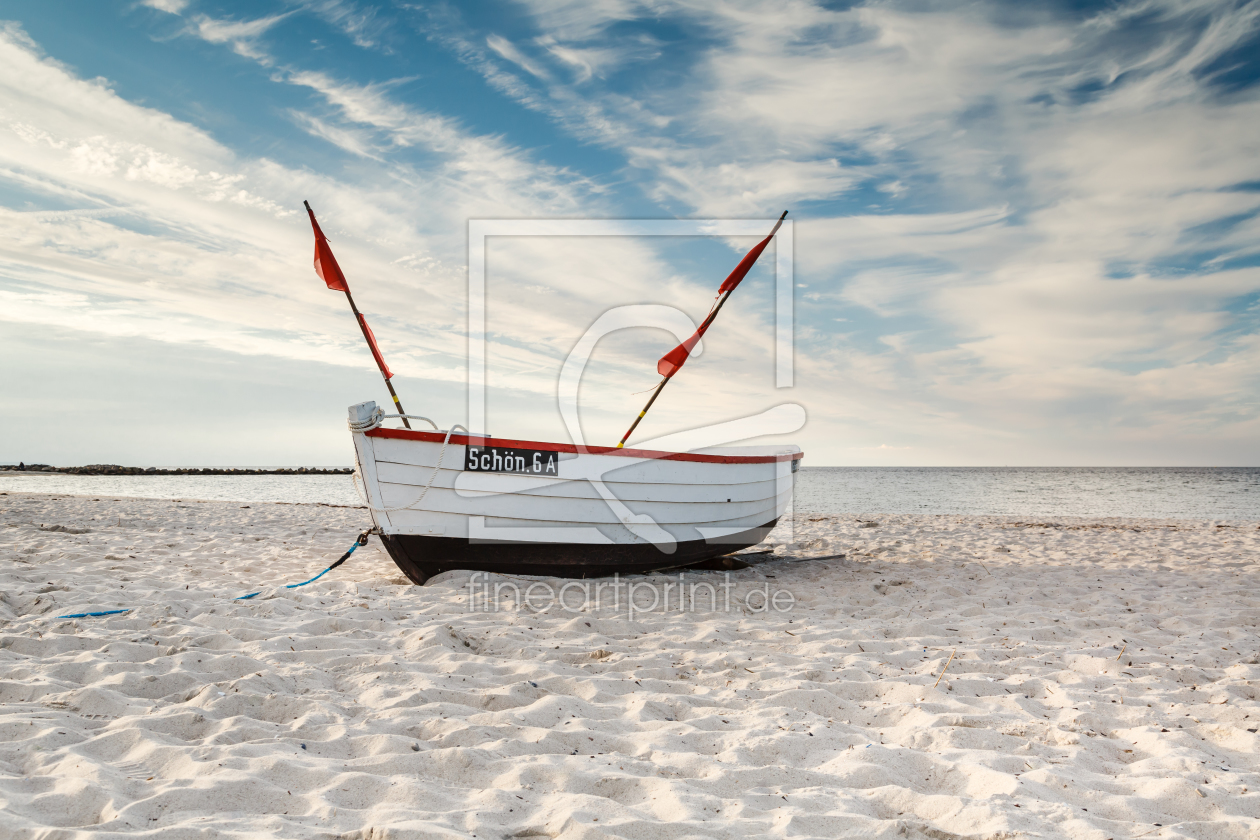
[1,0,1258,467]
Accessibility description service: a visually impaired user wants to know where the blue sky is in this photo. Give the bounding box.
[1,0,1258,466]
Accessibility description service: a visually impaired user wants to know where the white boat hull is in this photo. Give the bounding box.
[348,402,802,581]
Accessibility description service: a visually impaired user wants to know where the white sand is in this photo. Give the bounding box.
[2,492,1259,839]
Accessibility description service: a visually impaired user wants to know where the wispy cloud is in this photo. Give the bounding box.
[190,11,293,63]
[297,0,391,50]
[280,69,599,214]
[539,35,661,83]
[140,0,189,14]
[487,34,552,80]
[192,12,292,43]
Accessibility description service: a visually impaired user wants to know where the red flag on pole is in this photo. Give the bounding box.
[617,211,788,448]
[305,204,350,292]
[302,199,411,426]
[718,233,774,294]
[657,325,708,378]
[656,217,784,378]
[358,314,393,380]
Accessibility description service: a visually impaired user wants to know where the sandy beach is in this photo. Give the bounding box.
[2,491,1258,839]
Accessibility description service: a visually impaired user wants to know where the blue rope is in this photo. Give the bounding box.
[55,533,370,619]
[234,539,362,600]
[58,608,130,619]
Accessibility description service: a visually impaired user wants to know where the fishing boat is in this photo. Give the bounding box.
[349,403,801,582]
[305,201,802,582]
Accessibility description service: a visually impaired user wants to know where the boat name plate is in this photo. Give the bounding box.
[465,445,560,476]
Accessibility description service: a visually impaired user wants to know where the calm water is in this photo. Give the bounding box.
[0,473,364,507]
[2,467,1257,520]
[795,467,1260,520]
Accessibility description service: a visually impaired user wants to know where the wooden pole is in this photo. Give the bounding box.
[616,376,670,449]
[343,288,411,429]
[615,288,733,449]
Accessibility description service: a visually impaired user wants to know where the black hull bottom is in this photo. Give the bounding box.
[379,520,779,584]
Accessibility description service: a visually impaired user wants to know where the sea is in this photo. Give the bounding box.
[2,467,1258,520]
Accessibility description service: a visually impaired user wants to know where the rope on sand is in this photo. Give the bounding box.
[234,531,370,601]
[55,532,372,619]
[58,609,130,619]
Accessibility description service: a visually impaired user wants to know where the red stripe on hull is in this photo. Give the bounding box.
[365,427,803,465]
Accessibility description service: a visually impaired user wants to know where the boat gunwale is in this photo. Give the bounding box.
[366,428,804,464]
